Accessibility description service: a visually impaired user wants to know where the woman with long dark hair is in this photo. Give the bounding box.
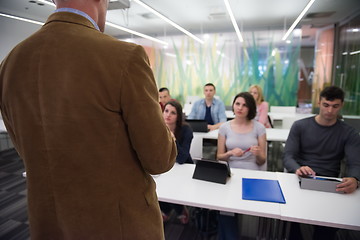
[163,100,193,164]
[160,100,193,223]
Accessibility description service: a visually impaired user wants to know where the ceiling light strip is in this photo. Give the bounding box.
[1,12,167,46]
[0,13,44,25]
[132,0,204,44]
[37,0,56,7]
[350,50,360,55]
[223,0,244,43]
[282,0,316,41]
[105,22,168,45]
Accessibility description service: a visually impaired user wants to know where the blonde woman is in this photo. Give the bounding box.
[249,84,271,128]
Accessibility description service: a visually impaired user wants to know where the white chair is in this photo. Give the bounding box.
[270,106,296,114]
[185,96,200,105]
[183,103,193,117]
[281,117,298,129]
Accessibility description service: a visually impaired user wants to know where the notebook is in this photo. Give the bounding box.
[185,119,209,132]
[242,178,286,204]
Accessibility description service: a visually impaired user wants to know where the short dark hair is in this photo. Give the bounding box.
[204,83,215,90]
[320,86,344,102]
[159,87,169,93]
[232,92,257,120]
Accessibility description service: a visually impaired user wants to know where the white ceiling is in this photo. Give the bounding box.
[1,0,360,44]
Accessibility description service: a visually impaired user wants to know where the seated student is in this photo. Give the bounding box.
[216,92,267,239]
[249,84,271,128]
[187,83,227,131]
[160,100,193,224]
[159,87,175,111]
[283,86,360,240]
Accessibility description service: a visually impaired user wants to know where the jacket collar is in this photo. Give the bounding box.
[44,11,98,31]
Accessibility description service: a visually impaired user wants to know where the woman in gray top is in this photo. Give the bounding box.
[217,92,266,240]
[217,92,267,170]
[216,92,267,239]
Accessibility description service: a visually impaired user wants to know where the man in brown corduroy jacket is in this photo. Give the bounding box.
[0,0,177,239]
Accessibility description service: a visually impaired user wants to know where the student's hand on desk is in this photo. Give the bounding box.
[207,124,217,131]
[295,166,316,177]
[336,177,358,194]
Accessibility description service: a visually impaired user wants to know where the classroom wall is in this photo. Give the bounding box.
[0,17,41,61]
[138,30,301,107]
[1,14,358,114]
[333,13,360,115]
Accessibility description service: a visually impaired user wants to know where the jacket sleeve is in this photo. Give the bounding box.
[120,45,177,175]
[283,122,302,173]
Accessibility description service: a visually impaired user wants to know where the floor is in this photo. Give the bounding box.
[1,144,360,240]
[0,148,30,240]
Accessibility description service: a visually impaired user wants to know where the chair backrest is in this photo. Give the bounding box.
[183,103,193,116]
[185,96,201,105]
[343,117,360,133]
[270,106,296,114]
[282,117,298,129]
[267,115,274,128]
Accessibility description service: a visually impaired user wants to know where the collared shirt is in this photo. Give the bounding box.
[55,8,100,31]
[187,98,227,124]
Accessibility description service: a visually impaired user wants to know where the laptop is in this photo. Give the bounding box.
[186,119,209,132]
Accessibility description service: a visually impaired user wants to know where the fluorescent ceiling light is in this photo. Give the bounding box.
[165,53,176,58]
[223,0,243,43]
[0,13,44,25]
[350,50,360,55]
[282,0,315,41]
[37,0,56,7]
[40,0,168,45]
[106,22,168,45]
[131,0,204,44]
[1,5,167,45]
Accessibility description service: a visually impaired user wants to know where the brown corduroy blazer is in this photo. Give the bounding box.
[0,12,177,240]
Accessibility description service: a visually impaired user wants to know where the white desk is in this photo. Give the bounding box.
[155,164,360,231]
[155,163,281,219]
[190,130,218,158]
[277,172,360,231]
[268,113,314,121]
[0,120,7,132]
[190,128,290,158]
[266,128,290,142]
